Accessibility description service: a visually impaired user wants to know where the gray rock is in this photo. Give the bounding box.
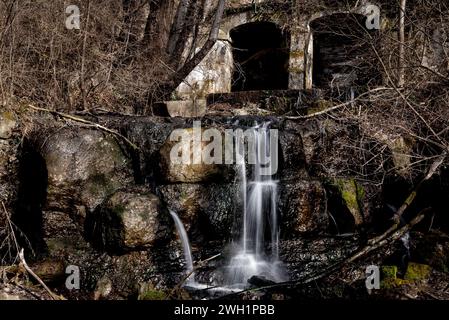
[0,111,16,139]
[37,128,133,215]
[158,127,232,183]
[94,276,113,300]
[90,188,170,251]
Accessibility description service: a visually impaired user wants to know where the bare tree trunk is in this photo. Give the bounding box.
[121,0,148,45]
[143,0,172,56]
[158,0,226,101]
[169,0,201,70]
[166,0,191,56]
[398,0,406,87]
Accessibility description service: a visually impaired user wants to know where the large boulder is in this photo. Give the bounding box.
[158,127,232,183]
[89,188,170,252]
[35,127,133,216]
[15,126,134,252]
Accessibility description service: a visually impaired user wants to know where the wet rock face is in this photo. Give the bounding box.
[158,127,233,183]
[159,183,238,241]
[279,130,306,174]
[280,180,329,234]
[280,237,358,279]
[89,189,171,252]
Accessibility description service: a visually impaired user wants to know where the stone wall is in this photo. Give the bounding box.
[1,111,443,297]
[173,0,387,101]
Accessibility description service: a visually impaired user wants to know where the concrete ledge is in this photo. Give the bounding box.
[152,100,207,118]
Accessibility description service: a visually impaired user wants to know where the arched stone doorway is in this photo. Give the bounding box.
[230,22,290,92]
[309,13,381,89]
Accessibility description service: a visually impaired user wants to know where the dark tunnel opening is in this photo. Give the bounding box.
[310,13,382,89]
[230,22,290,92]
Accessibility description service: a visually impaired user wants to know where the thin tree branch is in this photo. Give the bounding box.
[18,249,65,300]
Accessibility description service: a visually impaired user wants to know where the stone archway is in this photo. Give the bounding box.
[309,13,381,89]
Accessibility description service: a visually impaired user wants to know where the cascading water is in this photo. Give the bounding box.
[169,209,195,285]
[226,122,285,287]
[165,122,285,292]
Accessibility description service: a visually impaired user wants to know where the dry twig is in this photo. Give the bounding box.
[18,249,65,301]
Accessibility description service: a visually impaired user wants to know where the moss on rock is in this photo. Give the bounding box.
[307,100,332,115]
[138,289,167,301]
[404,262,431,281]
[334,178,365,226]
[380,263,432,289]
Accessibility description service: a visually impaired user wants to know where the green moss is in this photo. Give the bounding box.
[112,204,126,218]
[179,188,188,201]
[334,178,365,224]
[381,278,408,289]
[341,189,358,212]
[266,96,291,114]
[138,289,167,301]
[380,263,432,289]
[356,184,365,201]
[381,265,398,279]
[307,100,332,115]
[404,263,431,281]
[290,50,304,59]
[1,111,14,121]
[380,265,409,289]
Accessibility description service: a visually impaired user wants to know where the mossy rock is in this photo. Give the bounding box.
[0,111,16,139]
[138,289,168,301]
[381,265,398,279]
[380,263,432,289]
[307,100,333,115]
[90,188,170,252]
[41,128,133,215]
[381,265,409,289]
[334,178,365,225]
[404,263,431,281]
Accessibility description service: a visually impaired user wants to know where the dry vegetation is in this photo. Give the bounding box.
[0,0,448,299]
[0,0,225,114]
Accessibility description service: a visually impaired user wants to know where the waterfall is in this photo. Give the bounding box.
[169,209,195,285]
[226,122,285,287]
